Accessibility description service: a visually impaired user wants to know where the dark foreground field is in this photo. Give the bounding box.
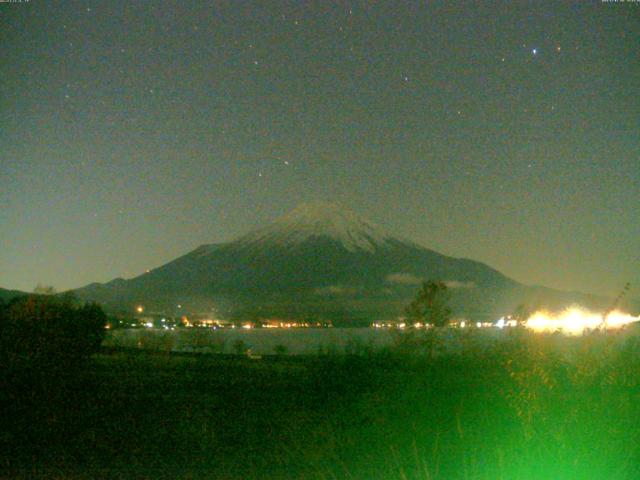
[2,331,640,479]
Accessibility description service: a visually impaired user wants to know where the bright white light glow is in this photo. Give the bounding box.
[525,307,638,336]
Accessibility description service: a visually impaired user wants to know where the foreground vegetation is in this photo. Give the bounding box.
[2,323,639,479]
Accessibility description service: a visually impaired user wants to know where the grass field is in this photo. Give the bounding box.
[2,329,640,479]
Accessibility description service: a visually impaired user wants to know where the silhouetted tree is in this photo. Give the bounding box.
[233,338,248,355]
[33,284,57,295]
[0,294,106,370]
[405,280,452,327]
[274,344,288,357]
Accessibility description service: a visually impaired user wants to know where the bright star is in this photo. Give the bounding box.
[532,48,538,55]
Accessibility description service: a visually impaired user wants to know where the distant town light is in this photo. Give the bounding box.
[525,307,638,335]
[136,306,144,313]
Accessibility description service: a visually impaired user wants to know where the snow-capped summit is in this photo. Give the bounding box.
[237,201,392,252]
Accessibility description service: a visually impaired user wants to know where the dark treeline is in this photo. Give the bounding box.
[0,293,106,370]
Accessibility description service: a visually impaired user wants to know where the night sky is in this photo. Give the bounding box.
[1,1,638,296]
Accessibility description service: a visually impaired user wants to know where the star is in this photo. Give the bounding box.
[532,48,538,55]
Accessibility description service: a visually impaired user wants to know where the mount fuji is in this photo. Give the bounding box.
[73,202,608,324]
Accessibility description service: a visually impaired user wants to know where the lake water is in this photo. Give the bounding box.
[103,327,510,355]
[104,327,396,355]
[103,325,640,357]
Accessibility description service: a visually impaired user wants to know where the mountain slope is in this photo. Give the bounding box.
[0,287,28,304]
[74,202,611,323]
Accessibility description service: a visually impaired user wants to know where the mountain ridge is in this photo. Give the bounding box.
[72,202,618,323]
[0,287,28,304]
